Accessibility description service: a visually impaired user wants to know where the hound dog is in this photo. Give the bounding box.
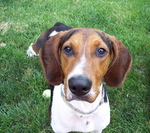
[27,22,132,133]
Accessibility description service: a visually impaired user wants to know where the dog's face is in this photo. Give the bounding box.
[60,29,111,102]
[40,28,132,103]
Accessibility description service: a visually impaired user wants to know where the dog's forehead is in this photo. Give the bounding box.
[69,28,106,39]
[62,28,112,52]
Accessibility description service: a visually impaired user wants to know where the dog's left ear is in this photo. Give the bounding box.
[104,35,132,87]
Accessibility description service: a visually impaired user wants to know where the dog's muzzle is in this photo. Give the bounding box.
[68,76,92,97]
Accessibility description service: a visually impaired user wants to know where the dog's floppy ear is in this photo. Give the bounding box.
[39,29,79,85]
[39,32,65,85]
[104,35,132,87]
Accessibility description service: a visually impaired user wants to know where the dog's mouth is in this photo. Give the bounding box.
[65,90,98,103]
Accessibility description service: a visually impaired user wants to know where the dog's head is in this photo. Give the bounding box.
[40,28,132,103]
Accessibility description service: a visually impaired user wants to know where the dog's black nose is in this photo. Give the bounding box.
[68,76,92,96]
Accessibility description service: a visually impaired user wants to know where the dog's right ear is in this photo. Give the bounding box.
[39,32,65,85]
[39,29,80,85]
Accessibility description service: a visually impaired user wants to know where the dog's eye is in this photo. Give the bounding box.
[96,48,107,57]
[98,48,106,54]
[64,46,72,52]
[63,46,73,56]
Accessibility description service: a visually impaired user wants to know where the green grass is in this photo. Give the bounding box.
[0,0,150,132]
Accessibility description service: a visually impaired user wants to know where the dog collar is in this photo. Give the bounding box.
[61,84,104,115]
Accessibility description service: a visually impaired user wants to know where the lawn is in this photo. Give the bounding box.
[0,0,150,132]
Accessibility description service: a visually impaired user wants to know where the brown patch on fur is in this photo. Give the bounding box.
[32,43,40,54]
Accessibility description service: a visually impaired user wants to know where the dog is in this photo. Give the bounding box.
[27,22,132,133]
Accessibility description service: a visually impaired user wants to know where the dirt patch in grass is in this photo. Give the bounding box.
[0,43,6,47]
[0,22,10,35]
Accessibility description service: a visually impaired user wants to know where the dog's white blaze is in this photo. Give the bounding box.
[49,30,59,37]
[68,38,88,79]
[68,54,86,78]
[66,41,97,100]
[67,54,87,100]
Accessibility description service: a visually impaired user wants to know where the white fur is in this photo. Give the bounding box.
[26,43,38,57]
[68,55,86,77]
[49,30,59,37]
[51,84,110,133]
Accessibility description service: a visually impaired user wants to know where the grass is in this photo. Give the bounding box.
[0,0,150,132]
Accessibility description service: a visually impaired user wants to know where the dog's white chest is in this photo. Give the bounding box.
[51,84,110,133]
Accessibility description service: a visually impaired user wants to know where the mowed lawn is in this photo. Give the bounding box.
[0,0,150,132]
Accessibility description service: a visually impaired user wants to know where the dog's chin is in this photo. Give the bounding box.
[66,93,97,103]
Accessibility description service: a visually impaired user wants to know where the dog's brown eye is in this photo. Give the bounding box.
[63,46,73,56]
[64,46,71,52]
[98,48,106,54]
[95,48,107,58]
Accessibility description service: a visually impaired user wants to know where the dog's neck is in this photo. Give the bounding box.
[61,83,107,115]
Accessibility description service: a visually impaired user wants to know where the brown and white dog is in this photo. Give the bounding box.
[27,22,132,133]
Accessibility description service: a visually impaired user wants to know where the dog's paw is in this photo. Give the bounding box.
[26,43,38,57]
